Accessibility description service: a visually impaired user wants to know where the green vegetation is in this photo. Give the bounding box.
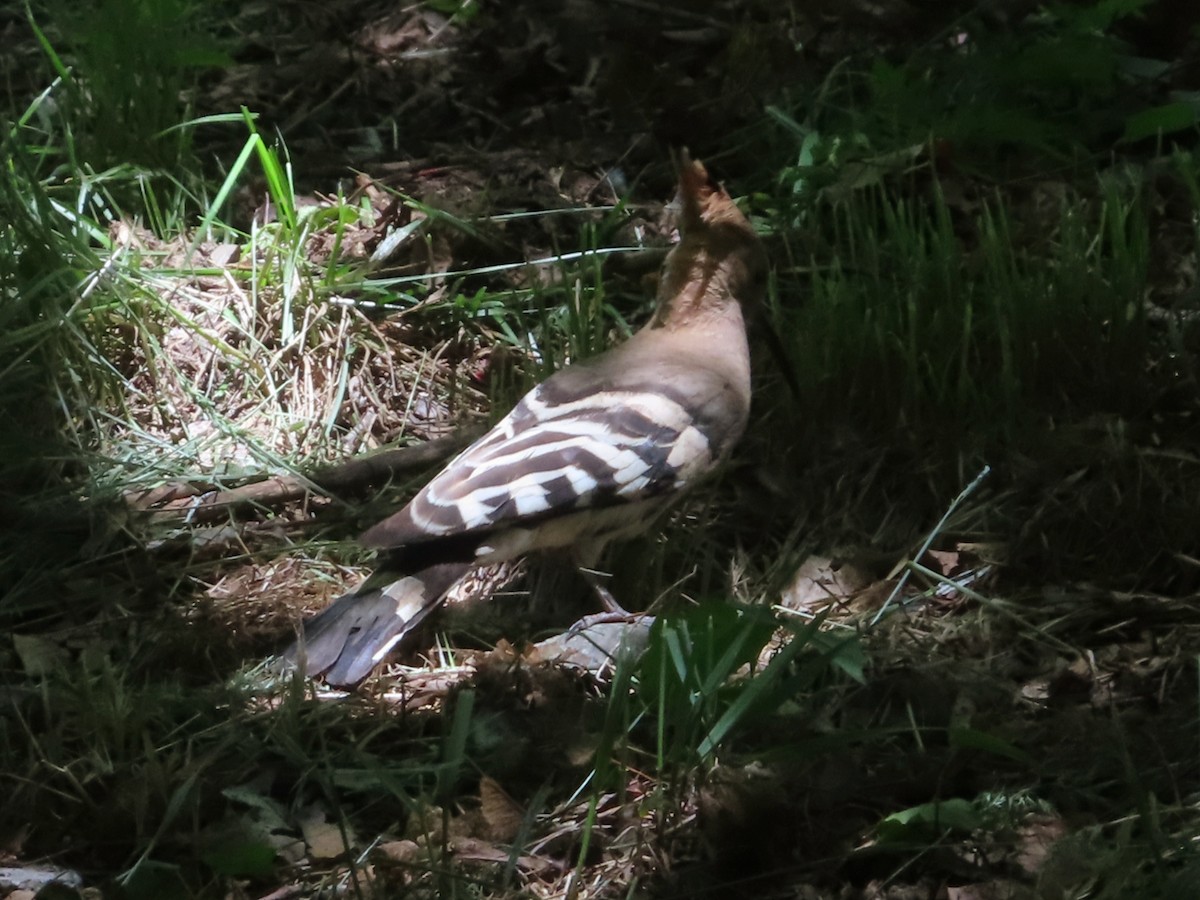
[2,0,1199,897]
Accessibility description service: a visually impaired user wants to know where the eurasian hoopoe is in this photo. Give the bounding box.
[288,155,768,686]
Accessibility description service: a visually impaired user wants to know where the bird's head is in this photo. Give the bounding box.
[662,153,798,396]
[653,152,768,325]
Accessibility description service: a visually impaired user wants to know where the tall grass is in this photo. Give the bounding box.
[29,0,231,171]
[771,169,1152,446]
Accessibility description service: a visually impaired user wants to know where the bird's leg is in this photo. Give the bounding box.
[577,566,632,615]
[564,566,651,637]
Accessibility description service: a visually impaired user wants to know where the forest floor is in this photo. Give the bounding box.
[3,1,1200,899]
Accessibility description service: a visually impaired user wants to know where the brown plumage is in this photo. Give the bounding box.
[287,155,767,686]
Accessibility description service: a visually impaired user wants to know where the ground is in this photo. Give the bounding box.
[2,1,1200,899]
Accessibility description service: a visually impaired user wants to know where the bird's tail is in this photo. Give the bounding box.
[286,562,471,687]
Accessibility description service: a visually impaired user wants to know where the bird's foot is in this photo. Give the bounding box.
[565,609,653,637]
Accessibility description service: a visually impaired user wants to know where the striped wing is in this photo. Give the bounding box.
[360,383,716,549]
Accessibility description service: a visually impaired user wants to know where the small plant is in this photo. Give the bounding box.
[637,603,863,769]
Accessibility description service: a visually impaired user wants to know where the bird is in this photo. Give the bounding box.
[287,154,768,686]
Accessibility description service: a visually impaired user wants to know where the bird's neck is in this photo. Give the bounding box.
[647,280,746,334]
[648,223,756,330]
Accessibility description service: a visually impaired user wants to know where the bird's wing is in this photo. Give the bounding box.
[359,376,724,549]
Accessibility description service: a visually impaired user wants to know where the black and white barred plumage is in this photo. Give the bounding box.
[288,155,767,686]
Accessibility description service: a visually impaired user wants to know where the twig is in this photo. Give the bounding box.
[131,429,480,524]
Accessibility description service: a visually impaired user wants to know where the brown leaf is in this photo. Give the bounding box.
[925,549,963,576]
[449,837,555,875]
[298,807,354,861]
[780,555,873,613]
[479,776,524,842]
[1015,816,1069,874]
[376,840,420,865]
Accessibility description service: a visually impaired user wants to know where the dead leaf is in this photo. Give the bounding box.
[298,807,354,861]
[208,243,241,266]
[479,776,524,842]
[926,549,963,576]
[565,737,598,767]
[1015,816,1069,875]
[376,840,420,865]
[780,555,873,613]
[449,837,554,875]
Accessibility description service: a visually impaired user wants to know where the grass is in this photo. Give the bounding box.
[2,0,1200,897]
[29,0,232,171]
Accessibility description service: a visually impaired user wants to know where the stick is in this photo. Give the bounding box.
[131,429,480,525]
